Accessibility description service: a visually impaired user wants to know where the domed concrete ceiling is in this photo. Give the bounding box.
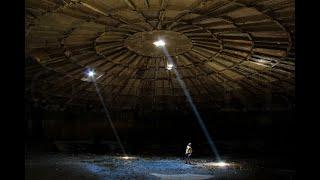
[25,0,295,111]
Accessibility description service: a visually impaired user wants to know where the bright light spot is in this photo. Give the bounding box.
[82,70,103,82]
[88,70,95,77]
[167,63,173,70]
[207,161,229,167]
[153,40,166,47]
[120,156,136,160]
[216,161,227,167]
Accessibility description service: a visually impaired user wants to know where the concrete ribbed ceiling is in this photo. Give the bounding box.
[25,0,295,111]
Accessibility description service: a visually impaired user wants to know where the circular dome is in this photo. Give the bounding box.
[25,0,295,111]
[122,30,193,57]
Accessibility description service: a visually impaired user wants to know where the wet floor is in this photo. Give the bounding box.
[25,153,295,180]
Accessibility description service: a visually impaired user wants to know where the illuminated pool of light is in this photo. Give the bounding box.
[202,161,236,168]
[119,156,137,160]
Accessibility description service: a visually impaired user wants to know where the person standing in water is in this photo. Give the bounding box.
[185,143,192,164]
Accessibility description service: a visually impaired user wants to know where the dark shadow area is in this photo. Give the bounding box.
[25,101,295,179]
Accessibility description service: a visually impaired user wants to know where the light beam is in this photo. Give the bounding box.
[87,69,127,157]
[159,46,222,161]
